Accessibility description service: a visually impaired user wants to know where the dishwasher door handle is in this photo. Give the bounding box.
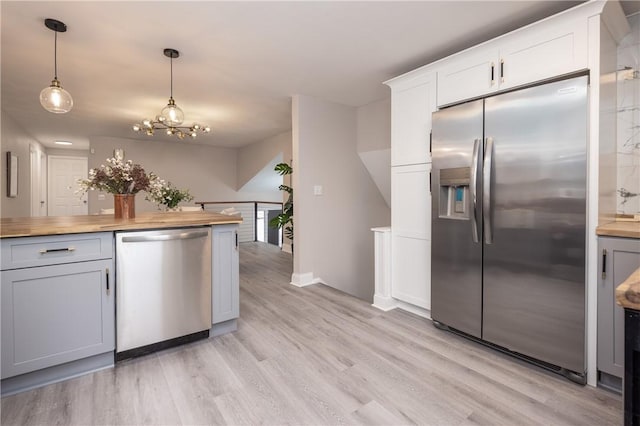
[121,230,209,243]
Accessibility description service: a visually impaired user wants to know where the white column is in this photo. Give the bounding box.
[371,226,395,311]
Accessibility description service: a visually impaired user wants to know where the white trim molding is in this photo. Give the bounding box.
[281,242,292,254]
[371,226,396,311]
[290,272,320,287]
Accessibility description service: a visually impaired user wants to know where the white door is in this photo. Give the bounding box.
[48,156,88,216]
[30,146,47,216]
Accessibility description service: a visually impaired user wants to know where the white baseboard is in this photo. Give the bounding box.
[372,295,397,311]
[290,272,321,287]
[281,242,292,254]
[394,300,431,320]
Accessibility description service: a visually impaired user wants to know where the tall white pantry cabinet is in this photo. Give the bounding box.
[386,71,436,312]
[384,1,629,385]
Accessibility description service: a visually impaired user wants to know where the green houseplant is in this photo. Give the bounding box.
[269,162,293,242]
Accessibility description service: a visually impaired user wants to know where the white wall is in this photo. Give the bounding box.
[357,98,391,207]
[0,111,44,218]
[292,94,390,301]
[237,131,292,191]
[88,136,281,214]
[617,12,640,215]
[357,98,391,153]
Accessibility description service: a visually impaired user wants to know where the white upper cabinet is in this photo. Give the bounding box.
[437,12,588,107]
[387,71,436,166]
[437,48,500,108]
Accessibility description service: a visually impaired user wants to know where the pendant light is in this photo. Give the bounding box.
[133,48,210,140]
[40,18,73,114]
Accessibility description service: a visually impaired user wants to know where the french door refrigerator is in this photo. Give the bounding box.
[431,75,588,383]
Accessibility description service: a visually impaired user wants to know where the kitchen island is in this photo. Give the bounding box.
[0,212,242,395]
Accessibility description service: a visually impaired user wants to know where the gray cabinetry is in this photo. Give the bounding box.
[1,233,114,390]
[212,224,239,326]
[597,236,640,390]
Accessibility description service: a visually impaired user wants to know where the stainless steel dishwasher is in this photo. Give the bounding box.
[115,227,211,359]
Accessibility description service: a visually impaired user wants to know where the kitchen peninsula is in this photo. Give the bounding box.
[0,211,241,396]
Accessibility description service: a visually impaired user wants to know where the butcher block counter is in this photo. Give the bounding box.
[0,211,242,238]
[617,267,640,311]
[596,220,640,239]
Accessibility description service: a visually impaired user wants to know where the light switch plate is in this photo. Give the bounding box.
[314,185,323,196]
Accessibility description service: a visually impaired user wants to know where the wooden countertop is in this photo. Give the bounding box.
[0,212,243,238]
[616,267,640,311]
[596,220,640,239]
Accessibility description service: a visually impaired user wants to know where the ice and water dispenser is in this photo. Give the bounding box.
[438,167,470,219]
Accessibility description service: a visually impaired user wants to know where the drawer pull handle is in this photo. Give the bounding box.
[602,249,607,279]
[106,268,110,294]
[39,246,76,254]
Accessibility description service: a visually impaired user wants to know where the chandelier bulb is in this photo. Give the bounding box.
[133,124,141,132]
[204,126,211,133]
[161,102,184,127]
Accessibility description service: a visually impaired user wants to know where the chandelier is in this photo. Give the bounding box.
[40,18,73,114]
[133,48,210,140]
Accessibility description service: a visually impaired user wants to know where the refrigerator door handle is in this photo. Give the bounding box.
[470,138,481,243]
[483,137,494,244]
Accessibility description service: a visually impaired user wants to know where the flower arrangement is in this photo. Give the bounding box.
[146,176,194,210]
[78,157,150,195]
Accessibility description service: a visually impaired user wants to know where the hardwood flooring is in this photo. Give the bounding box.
[1,242,621,425]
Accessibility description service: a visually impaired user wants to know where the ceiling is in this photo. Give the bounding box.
[2,1,634,151]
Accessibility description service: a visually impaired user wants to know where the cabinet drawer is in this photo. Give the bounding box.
[1,233,113,270]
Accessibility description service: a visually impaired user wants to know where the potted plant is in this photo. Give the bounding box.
[78,157,150,219]
[269,162,293,244]
[146,176,194,211]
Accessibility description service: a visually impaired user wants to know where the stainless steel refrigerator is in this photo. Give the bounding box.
[431,75,588,383]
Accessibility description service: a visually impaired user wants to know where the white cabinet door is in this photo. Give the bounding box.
[390,72,436,166]
[212,224,240,324]
[437,48,500,107]
[437,13,588,107]
[499,15,587,91]
[391,236,431,309]
[391,163,432,309]
[1,259,114,379]
[392,163,431,240]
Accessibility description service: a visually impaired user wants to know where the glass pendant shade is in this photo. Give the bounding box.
[161,100,184,126]
[40,79,73,113]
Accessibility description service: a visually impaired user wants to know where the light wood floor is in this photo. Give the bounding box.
[1,242,622,425]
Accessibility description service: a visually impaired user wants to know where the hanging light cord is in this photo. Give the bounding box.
[53,29,58,80]
[169,54,173,100]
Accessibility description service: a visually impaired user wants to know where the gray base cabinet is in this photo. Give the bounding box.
[1,233,114,381]
[597,236,640,389]
[212,224,239,324]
